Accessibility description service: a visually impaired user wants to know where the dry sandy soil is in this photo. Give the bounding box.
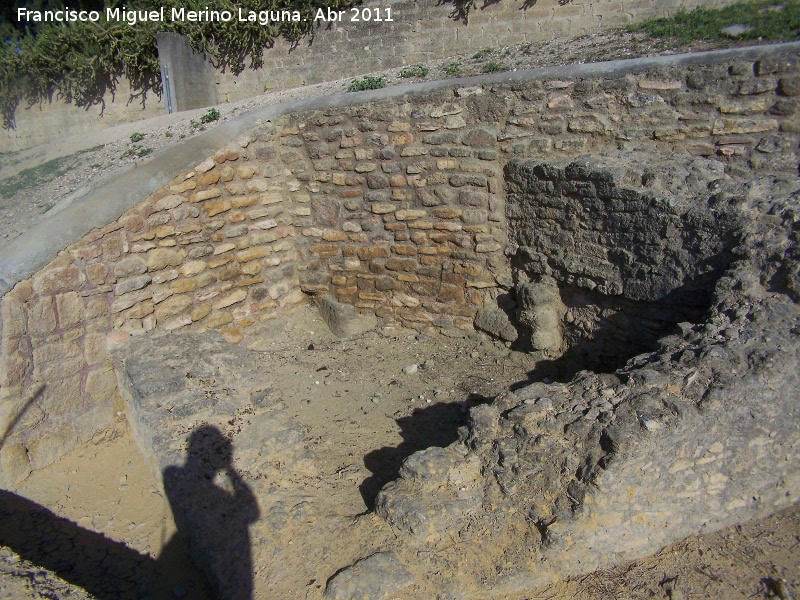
[1,28,799,600]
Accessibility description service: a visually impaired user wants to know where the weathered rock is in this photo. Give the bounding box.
[353,152,800,596]
[473,305,518,342]
[516,277,567,355]
[375,446,484,547]
[316,295,377,338]
[324,552,414,600]
[112,331,319,600]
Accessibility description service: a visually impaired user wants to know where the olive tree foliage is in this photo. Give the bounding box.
[445,0,573,25]
[0,0,356,129]
[0,0,574,130]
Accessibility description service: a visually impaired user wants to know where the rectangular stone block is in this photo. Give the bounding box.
[309,244,341,259]
[712,118,779,135]
[236,246,272,263]
[32,264,86,296]
[395,209,428,221]
[27,298,57,337]
[190,188,222,202]
[212,290,247,310]
[386,257,418,272]
[357,246,390,260]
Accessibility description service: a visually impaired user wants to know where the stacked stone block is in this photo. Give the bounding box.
[0,122,309,483]
[293,103,509,333]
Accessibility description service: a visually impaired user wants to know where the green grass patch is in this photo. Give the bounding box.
[0,145,103,201]
[442,62,463,77]
[0,149,24,171]
[628,0,800,44]
[400,65,430,78]
[481,62,506,73]
[347,76,386,92]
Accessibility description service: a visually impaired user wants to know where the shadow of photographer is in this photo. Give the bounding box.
[163,425,260,600]
[0,424,258,600]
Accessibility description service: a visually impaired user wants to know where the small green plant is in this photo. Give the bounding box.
[199,107,220,124]
[521,43,533,55]
[129,132,145,143]
[89,163,100,168]
[482,62,505,73]
[472,48,494,59]
[442,62,462,77]
[136,147,153,158]
[164,130,173,138]
[400,64,430,78]
[347,76,386,92]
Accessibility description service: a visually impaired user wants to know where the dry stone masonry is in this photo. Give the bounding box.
[1,43,800,597]
[0,125,310,484]
[363,155,800,596]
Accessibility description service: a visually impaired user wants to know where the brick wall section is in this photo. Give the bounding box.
[2,46,800,483]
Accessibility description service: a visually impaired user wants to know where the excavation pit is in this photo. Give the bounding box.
[498,152,745,382]
[105,152,800,599]
[3,44,800,599]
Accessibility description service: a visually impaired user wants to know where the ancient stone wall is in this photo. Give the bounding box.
[290,47,800,334]
[0,124,309,484]
[504,153,744,370]
[292,99,510,333]
[2,43,799,486]
[365,158,800,596]
[2,0,738,151]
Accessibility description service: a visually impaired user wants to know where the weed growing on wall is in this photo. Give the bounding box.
[347,76,386,92]
[400,65,430,78]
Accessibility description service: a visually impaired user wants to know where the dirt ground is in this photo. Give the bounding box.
[1,306,798,599]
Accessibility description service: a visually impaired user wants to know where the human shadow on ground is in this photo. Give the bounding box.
[359,400,471,510]
[0,425,258,600]
[162,425,260,600]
